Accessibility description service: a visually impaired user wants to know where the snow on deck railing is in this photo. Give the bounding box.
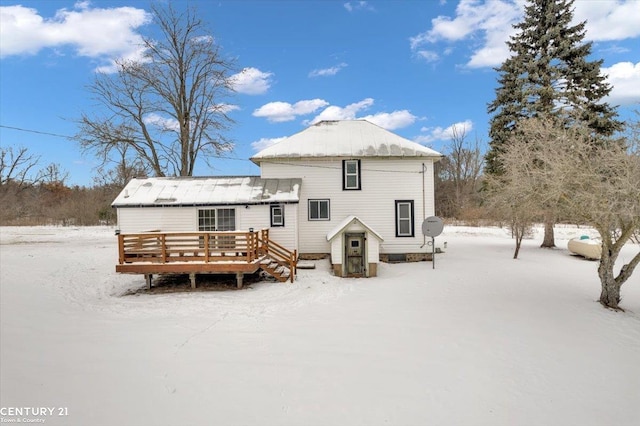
[117,229,297,282]
[117,231,263,265]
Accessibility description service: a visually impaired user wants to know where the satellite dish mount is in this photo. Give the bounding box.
[421,216,444,269]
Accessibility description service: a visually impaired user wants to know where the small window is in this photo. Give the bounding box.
[309,199,330,221]
[270,204,285,227]
[395,200,414,237]
[343,159,361,190]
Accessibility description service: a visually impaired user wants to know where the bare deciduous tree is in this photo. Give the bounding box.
[77,3,235,178]
[435,126,484,218]
[489,116,640,310]
[40,163,69,185]
[94,144,150,189]
[0,146,41,188]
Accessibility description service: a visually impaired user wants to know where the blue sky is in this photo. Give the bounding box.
[1,0,639,186]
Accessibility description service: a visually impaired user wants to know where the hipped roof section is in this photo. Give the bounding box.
[112,176,301,207]
[251,119,442,163]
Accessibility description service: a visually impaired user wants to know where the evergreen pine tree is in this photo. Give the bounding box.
[486,0,621,176]
[485,0,622,247]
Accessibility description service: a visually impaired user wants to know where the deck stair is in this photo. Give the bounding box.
[260,257,292,282]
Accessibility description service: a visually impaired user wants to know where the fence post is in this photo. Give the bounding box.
[161,234,167,263]
[250,231,256,262]
[290,250,297,283]
[118,234,125,264]
[204,233,210,263]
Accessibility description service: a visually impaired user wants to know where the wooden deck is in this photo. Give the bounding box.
[116,229,297,287]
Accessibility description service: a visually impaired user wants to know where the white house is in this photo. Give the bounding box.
[113,119,442,279]
[251,119,442,276]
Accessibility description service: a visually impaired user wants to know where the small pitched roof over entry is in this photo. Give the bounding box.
[251,119,442,162]
[327,216,384,242]
[112,176,301,207]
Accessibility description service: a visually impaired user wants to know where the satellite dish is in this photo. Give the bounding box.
[422,216,444,237]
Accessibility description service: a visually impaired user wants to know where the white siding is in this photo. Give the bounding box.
[367,232,380,263]
[330,237,342,264]
[260,157,436,254]
[237,203,298,251]
[117,204,299,251]
[117,207,196,233]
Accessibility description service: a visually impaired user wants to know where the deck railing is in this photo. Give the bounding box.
[117,229,297,282]
[118,231,260,264]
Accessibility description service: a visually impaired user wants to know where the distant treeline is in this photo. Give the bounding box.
[0,181,121,226]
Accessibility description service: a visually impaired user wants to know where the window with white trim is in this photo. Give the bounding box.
[395,200,414,237]
[270,204,284,227]
[308,199,330,221]
[198,208,236,231]
[343,159,361,190]
[198,209,216,231]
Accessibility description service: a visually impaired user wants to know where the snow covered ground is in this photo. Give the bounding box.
[1,225,639,426]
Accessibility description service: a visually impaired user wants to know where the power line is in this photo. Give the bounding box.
[0,123,249,162]
[0,124,428,173]
[0,124,72,139]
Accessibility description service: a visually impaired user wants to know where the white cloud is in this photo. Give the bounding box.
[94,47,148,74]
[415,50,440,63]
[344,2,375,13]
[575,1,640,41]
[252,99,416,145]
[251,137,286,152]
[410,0,522,68]
[361,110,417,130]
[253,97,416,131]
[230,67,273,95]
[602,62,640,107]
[0,3,151,69]
[416,120,474,144]
[309,63,348,78]
[253,99,329,122]
[305,99,416,130]
[307,98,375,124]
[190,35,214,44]
[411,0,640,69]
[410,0,521,47]
[211,103,241,114]
[143,113,180,132]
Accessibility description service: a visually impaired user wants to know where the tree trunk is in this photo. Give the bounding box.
[541,214,555,248]
[598,251,621,309]
[599,279,621,310]
[512,221,526,259]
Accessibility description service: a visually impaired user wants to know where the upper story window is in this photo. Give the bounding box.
[309,199,330,221]
[395,200,414,237]
[270,204,284,227]
[343,159,361,190]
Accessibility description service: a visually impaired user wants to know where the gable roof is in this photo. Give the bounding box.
[326,215,384,242]
[251,120,442,162]
[112,176,301,207]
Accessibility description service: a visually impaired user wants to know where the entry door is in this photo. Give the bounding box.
[345,233,365,277]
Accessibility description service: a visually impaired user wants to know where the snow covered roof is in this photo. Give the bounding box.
[326,215,384,242]
[112,176,301,207]
[251,120,442,162]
